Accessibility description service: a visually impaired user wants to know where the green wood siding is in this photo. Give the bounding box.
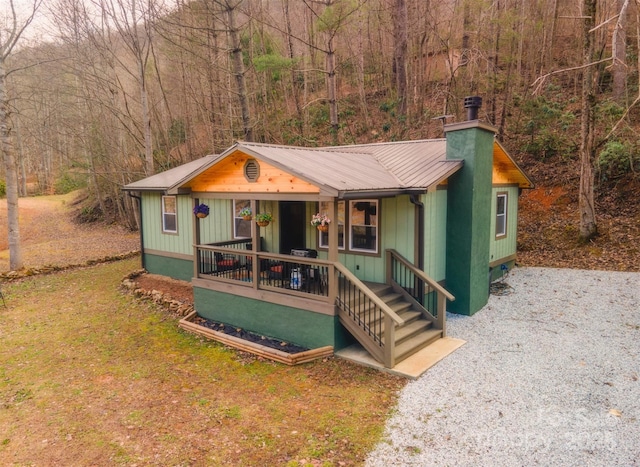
[308,194,447,283]
[422,190,448,281]
[198,199,232,243]
[142,193,193,256]
[194,287,355,350]
[144,253,193,282]
[490,186,519,264]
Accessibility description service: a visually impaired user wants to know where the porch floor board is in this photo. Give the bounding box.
[334,336,466,380]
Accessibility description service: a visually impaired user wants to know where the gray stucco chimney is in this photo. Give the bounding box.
[464,96,482,121]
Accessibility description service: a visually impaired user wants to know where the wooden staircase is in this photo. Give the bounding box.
[335,251,454,369]
[349,282,443,364]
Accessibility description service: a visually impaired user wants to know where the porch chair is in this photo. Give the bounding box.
[214,252,240,273]
[267,262,286,286]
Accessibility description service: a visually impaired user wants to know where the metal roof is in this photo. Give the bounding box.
[122,138,487,196]
[194,139,464,196]
[122,155,220,192]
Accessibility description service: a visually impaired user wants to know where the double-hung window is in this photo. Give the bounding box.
[317,199,379,254]
[162,196,177,234]
[350,200,378,253]
[495,192,508,238]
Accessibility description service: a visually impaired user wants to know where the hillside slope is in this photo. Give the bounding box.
[516,157,640,272]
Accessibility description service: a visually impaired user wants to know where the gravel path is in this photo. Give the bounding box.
[366,267,640,466]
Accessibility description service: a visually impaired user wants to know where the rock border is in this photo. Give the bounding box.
[120,269,194,318]
[0,251,141,281]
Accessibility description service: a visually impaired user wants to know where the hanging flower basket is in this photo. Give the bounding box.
[255,212,273,227]
[240,207,252,220]
[193,203,210,218]
[311,213,331,232]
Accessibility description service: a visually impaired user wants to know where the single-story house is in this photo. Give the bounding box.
[123,109,532,369]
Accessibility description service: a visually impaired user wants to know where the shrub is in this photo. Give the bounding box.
[598,140,639,180]
[54,172,87,194]
[0,179,5,198]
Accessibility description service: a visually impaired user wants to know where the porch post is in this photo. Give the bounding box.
[327,199,338,300]
[193,197,200,279]
[251,199,259,288]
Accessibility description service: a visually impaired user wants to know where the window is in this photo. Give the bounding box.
[317,199,380,254]
[318,201,345,250]
[234,199,252,238]
[496,193,507,238]
[350,200,378,253]
[162,196,177,234]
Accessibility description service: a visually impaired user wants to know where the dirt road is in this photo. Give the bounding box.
[0,193,139,272]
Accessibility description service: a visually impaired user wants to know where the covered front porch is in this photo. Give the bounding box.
[191,197,451,368]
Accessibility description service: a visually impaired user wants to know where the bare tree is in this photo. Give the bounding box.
[94,0,157,175]
[0,0,42,271]
[393,0,407,117]
[578,0,598,241]
[612,0,629,101]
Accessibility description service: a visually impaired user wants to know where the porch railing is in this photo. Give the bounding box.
[196,243,332,301]
[386,249,454,335]
[335,263,405,368]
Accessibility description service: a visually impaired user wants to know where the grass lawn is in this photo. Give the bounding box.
[0,258,405,466]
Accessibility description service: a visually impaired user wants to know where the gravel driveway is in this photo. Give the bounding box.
[367,267,640,466]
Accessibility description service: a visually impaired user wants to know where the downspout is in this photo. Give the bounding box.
[128,192,145,270]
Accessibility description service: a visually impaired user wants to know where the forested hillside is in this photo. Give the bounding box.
[1,0,639,269]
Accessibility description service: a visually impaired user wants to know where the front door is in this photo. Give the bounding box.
[279,201,306,253]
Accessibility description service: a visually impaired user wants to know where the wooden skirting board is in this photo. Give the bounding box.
[179,311,334,365]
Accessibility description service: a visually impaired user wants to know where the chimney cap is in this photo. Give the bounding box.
[464,96,482,108]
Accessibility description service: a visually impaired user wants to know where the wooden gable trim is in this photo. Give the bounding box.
[182,150,321,195]
[492,141,534,189]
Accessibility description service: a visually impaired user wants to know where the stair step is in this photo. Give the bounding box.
[395,318,433,343]
[394,328,442,362]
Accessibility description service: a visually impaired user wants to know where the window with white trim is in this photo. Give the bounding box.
[349,200,378,253]
[234,199,252,238]
[162,196,177,234]
[318,201,345,249]
[496,192,508,238]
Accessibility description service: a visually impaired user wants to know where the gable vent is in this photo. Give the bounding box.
[243,159,260,182]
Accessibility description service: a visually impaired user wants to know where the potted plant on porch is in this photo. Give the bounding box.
[255,212,273,227]
[311,213,331,232]
[193,203,210,218]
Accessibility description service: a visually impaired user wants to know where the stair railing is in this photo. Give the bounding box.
[334,262,405,368]
[386,249,455,336]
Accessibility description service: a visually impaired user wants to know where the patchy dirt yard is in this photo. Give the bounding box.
[0,192,139,273]
[0,196,405,466]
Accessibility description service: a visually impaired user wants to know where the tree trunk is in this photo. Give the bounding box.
[226,2,253,142]
[612,0,628,102]
[393,0,408,117]
[0,58,23,270]
[326,37,339,143]
[283,0,304,136]
[579,0,598,241]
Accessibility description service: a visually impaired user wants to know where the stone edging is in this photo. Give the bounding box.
[0,250,141,281]
[120,269,194,318]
